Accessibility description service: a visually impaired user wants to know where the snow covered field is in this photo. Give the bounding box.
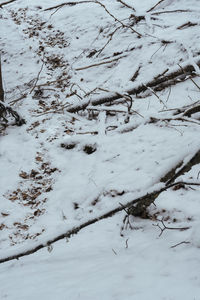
[1,0,200,299]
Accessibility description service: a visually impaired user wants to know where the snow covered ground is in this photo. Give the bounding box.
[1,0,200,299]
[1,214,200,300]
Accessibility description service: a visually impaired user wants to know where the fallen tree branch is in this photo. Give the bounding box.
[0,0,17,8]
[0,181,199,264]
[177,21,198,30]
[165,149,200,185]
[67,58,200,113]
[183,105,200,117]
[149,116,200,126]
[75,55,126,71]
[162,101,200,117]
[35,77,70,89]
[160,147,200,185]
[100,105,200,134]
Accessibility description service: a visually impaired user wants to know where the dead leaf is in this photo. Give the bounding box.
[19,171,29,179]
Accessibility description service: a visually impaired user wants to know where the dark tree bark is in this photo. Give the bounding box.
[0,56,4,102]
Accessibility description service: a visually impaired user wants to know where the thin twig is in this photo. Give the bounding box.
[166,86,171,103]
[29,59,45,94]
[9,94,27,105]
[87,106,129,114]
[153,219,190,237]
[75,55,126,71]
[147,0,166,12]
[35,77,70,88]
[112,248,117,255]
[145,85,167,108]
[130,65,141,82]
[116,0,135,11]
[170,241,190,248]
[152,9,192,16]
[96,26,121,57]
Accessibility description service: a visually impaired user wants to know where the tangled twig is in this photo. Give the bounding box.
[153,219,190,237]
[0,102,26,127]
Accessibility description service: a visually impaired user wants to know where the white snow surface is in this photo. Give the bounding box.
[1,0,200,299]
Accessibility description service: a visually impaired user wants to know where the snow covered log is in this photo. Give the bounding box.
[0,181,199,265]
[66,58,200,113]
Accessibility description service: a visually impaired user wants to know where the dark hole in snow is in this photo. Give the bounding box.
[87,49,97,58]
[73,202,79,210]
[91,197,99,206]
[61,142,77,150]
[82,144,97,155]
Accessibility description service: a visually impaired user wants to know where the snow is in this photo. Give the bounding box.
[1,216,200,300]
[1,0,200,299]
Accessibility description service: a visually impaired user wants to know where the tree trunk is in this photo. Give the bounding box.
[0,56,4,102]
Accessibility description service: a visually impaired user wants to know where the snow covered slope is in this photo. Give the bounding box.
[0,0,200,299]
